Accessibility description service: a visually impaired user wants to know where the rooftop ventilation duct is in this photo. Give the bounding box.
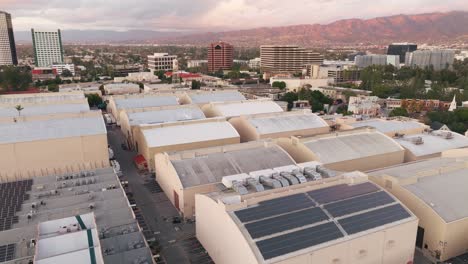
[291,169,307,184]
[410,136,424,145]
[317,166,337,178]
[259,176,281,189]
[303,167,322,180]
[246,178,264,192]
[271,173,289,187]
[280,171,299,185]
[232,181,248,195]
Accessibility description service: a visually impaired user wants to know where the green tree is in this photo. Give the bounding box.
[280,92,299,111]
[0,66,32,92]
[389,107,409,117]
[191,80,201,90]
[272,81,286,90]
[61,69,73,77]
[85,93,103,107]
[15,105,24,116]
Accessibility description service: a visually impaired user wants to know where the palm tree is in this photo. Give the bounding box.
[15,105,24,117]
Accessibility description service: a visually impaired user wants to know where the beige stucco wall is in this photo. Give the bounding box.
[0,134,109,180]
[196,191,418,264]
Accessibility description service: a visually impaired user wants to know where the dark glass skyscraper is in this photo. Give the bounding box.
[387,43,417,63]
[0,11,18,65]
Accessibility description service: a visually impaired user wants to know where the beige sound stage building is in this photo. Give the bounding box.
[106,94,180,125]
[0,111,109,181]
[154,141,297,217]
[229,111,329,142]
[119,105,206,149]
[392,131,468,161]
[135,118,240,171]
[179,91,246,106]
[277,128,405,172]
[0,91,86,106]
[202,100,283,118]
[342,118,428,137]
[369,154,468,261]
[196,172,418,264]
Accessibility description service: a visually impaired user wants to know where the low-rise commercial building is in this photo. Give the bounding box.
[112,64,140,77]
[347,95,381,116]
[103,83,140,95]
[196,172,417,264]
[154,141,296,217]
[0,111,109,180]
[106,94,180,125]
[148,53,177,71]
[269,77,329,92]
[202,100,283,118]
[393,130,468,161]
[0,167,153,264]
[136,118,240,171]
[119,105,206,149]
[51,63,75,76]
[114,72,160,83]
[59,82,102,96]
[369,154,468,261]
[277,128,405,171]
[229,111,329,142]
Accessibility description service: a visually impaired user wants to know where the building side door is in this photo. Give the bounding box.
[416,226,425,249]
[173,190,180,210]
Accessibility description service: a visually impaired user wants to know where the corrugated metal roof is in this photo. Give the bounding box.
[351,119,425,133]
[0,93,85,104]
[248,113,328,134]
[142,121,239,148]
[0,103,89,117]
[215,101,283,117]
[128,107,205,126]
[172,145,295,188]
[304,132,403,164]
[114,96,179,110]
[0,116,106,144]
[189,92,246,104]
[395,132,468,157]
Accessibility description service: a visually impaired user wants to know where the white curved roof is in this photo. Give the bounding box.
[350,119,426,133]
[214,101,283,117]
[248,113,328,134]
[0,93,85,104]
[128,107,205,126]
[395,132,468,157]
[114,96,179,110]
[304,132,403,164]
[189,92,245,104]
[142,121,239,148]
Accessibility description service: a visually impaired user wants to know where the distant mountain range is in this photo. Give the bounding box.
[14,11,468,46]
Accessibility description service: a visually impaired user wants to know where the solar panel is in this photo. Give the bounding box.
[244,207,329,239]
[338,204,411,235]
[234,193,314,222]
[307,182,379,204]
[256,222,343,260]
[325,191,395,218]
[0,243,15,262]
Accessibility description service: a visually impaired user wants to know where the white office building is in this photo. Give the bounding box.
[187,60,208,68]
[31,29,64,67]
[248,57,261,69]
[148,53,177,71]
[0,11,17,65]
[52,63,75,76]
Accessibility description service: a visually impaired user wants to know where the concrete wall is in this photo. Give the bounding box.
[0,134,109,180]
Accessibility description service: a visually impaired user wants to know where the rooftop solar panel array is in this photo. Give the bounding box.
[232,182,412,261]
[0,179,32,231]
[0,244,15,262]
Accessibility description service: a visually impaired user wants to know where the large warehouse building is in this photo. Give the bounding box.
[0,92,86,106]
[369,154,468,261]
[202,100,283,118]
[196,173,418,264]
[393,131,468,161]
[0,111,109,180]
[135,118,240,171]
[277,128,405,172]
[229,111,329,142]
[106,94,180,125]
[119,105,206,149]
[342,118,428,137]
[179,91,246,106]
[154,141,297,217]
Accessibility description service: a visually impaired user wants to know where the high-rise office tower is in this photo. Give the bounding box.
[405,50,455,71]
[260,45,323,74]
[0,11,18,66]
[207,41,233,72]
[31,29,64,67]
[387,43,417,63]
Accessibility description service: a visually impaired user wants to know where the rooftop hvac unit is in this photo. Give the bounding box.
[280,172,299,185]
[317,166,337,178]
[443,132,454,139]
[303,167,322,180]
[75,180,81,186]
[246,178,265,192]
[259,176,282,189]
[81,179,87,186]
[69,223,79,232]
[31,202,37,209]
[271,173,289,187]
[80,171,87,177]
[56,176,63,181]
[89,203,95,210]
[410,136,424,145]
[232,181,248,195]
[291,169,307,184]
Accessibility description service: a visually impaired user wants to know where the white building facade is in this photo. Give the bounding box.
[0,11,17,65]
[148,53,177,71]
[52,63,75,76]
[31,29,64,67]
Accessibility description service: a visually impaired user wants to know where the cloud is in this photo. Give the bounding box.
[3,0,468,31]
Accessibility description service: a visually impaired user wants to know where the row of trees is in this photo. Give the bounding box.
[0,66,32,92]
[426,109,468,134]
[280,89,333,112]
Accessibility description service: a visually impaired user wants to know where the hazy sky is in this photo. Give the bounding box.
[3,0,468,32]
